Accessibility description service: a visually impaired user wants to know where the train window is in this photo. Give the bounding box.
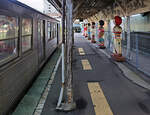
[54,23,57,38]
[0,15,18,62]
[53,23,56,38]
[51,23,55,40]
[47,21,51,40]
[21,18,32,52]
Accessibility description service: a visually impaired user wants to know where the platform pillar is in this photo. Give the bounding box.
[111,16,125,62]
[98,20,105,49]
[83,24,87,37]
[87,23,91,40]
[91,22,96,43]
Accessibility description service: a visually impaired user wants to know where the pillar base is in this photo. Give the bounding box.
[111,53,125,62]
[91,40,96,43]
[98,44,106,49]
[99,46,106,49]
[88,37,91,40]
[85,35,88,37]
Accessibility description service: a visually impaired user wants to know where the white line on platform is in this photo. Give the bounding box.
[78,48,85,55]
[34,55,62,115]
[88,82,113,115]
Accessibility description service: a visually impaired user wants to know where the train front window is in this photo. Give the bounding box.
[21,18,32,53]
[0,15,18,62]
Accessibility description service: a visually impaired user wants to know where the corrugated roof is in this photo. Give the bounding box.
[48,0,150,20]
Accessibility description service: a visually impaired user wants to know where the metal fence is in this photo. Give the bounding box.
[104,31,150,76]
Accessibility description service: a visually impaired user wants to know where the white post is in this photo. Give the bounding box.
[56,44,65,108]
[126,16,131,59]
[62,44,65,84]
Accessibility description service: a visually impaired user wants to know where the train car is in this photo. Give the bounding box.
[0,0,60,114]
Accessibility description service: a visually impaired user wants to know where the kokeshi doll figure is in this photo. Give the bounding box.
[85,24,88,37]
[87,23,91,40]
[83,24,86,36]
[91,22,96,43]
[98,20,105,48]
[113,16,122,56]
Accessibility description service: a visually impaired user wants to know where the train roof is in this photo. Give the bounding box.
[9,0,60,22]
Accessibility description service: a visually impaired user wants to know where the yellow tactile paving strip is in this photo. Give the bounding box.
[78,48,85,55]
[81,59,92,70]
[88,83,113,115]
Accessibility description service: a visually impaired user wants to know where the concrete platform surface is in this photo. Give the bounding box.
[41,33,150,115]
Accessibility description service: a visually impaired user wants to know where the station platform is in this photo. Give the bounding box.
[13,33,150,115]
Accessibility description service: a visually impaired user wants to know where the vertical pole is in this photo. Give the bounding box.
[62,0,66,83]
[56,0,66,109]
[126,16,131,59]
[62,0,66,44]
[95,22,98,42]
[136,33,139,68]
[107,20,111,50]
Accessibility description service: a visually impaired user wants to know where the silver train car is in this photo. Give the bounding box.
[0,0,60,114]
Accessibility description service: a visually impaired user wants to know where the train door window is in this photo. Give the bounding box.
[38,20,45,64]
[51,23,53,39]
[55,23,57,38]
[54,23,56,38]
[0,15,18,63]
[21,18,32,53]
[47,21,51,41]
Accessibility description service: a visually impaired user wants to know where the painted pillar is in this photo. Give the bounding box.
[98,20,105,49]
[113,16,122,55]
[83,24,88,37]
[91,22,96,43]
[112,16,125,62]
[83,24,86,36]
[85,24,88,37]
[87,23,91,40]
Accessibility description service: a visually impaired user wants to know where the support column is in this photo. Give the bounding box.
[126,16,131,59]
[57,0,76,111]
[56,0,66,110]
[111,16,125,62]
[107,20,111,49]
[91,22,96,43]
[98,20,106,49]
[87,23,91,40]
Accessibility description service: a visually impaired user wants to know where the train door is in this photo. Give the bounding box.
[38,20,45,66]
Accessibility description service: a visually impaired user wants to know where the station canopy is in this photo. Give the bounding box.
[48,0,150,20]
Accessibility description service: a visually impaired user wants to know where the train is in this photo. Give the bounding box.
[0,0,61,114]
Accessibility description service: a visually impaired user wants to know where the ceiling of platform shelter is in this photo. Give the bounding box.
[73,0,114,19]
[48,0,150,20]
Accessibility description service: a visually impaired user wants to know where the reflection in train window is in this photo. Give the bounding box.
[0,15,18,62]
[51,23,54,39]
[53,23,56,39]
[47,21,51,40]
[54,24,57,38]
[22,18,32,52]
